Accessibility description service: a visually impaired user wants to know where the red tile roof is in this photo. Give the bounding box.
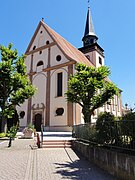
[42,21,93,66]
[26,20,93,67]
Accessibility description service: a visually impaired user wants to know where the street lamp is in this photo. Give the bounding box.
[125,103,128,110]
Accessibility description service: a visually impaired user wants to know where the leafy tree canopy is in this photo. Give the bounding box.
[96,112,117,144]
[0,43,36,119]
[122,111,135,121]
[65,63,119,123]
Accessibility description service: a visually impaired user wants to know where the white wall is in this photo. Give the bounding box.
[85,50,104,68]
[32,73,47,106]
[50,45,69,67]
[17,100,28,127]
[29,25,53,51]
[25,55,31,74]
[95,52,104,67]
[32,49,48,72]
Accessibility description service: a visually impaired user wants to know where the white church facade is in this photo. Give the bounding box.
[17,7,122,131]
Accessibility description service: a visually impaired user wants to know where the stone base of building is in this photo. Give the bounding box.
[19,125,72,132]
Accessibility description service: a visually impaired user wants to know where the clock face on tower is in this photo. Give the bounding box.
[84,38,90,44]
[84,37,93,46]
[83,34,98,47]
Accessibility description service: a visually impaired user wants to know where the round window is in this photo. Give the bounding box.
[56,108,64,116]
[56,55,61,61]
[20,111,25,118]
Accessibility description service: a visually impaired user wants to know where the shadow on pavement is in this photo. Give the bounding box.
[54,149,117,180]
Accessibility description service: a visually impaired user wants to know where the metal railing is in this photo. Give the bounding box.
[73,120,135,154]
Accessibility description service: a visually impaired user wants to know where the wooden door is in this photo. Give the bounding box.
[34,113,42,131]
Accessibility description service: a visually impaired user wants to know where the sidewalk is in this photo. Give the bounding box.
[0,139,34,180]
[0,137,117,180]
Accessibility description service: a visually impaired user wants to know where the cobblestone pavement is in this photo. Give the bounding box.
[0,139,117,180]
[0,139,34,180]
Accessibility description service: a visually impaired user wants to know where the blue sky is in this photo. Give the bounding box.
[0,0,135,108]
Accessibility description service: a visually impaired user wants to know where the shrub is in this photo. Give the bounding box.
[7,126,17,138]
[73,124,97,142]
[96,112,118,144]
[0,133,7,138]
[27,123,34,130]
[121,112,135,147]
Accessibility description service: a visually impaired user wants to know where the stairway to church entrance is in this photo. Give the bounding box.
[42,140,72,148]
[40,132,73,148]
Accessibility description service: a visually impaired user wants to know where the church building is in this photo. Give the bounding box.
[17,7,122,131]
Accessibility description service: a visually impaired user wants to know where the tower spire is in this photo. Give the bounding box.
[82,3,98,47]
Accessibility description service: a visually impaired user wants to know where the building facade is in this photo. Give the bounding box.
[17,8,122,131]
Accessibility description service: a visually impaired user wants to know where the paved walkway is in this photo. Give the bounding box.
[0,137,117,180]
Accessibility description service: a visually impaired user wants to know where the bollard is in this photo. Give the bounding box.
[36,133,40,148]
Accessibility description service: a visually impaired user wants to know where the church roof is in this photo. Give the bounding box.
[26,20,93,67]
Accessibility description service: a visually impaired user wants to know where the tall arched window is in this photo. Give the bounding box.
[57,72,63,97]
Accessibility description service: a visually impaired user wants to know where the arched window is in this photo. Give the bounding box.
[39,51,42,54]
[46,40,50,45]
[99,57,102,65]
[33,46,36,50]
[57,72,63,97]
[37,61,43,67]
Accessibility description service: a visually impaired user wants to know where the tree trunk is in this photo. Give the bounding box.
[82,107,92,123]
[1,116,7,133]
[8,137,12,147]
[1,105,7,132]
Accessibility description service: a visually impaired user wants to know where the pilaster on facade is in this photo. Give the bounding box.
[45,47,51,126]
[27,54,34,125]
[67,64,74,126]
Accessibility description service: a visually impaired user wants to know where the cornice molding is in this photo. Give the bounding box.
[25,42,56,55]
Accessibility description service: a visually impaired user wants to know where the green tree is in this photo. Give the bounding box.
[121,111,135,147]
[65,63,119,123]
[96,112,118,144]
[0,43,36,132]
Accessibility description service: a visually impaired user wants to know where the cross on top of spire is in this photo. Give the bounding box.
[88,0,90,8]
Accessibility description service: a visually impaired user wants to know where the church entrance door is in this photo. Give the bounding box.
[34,113,42,131]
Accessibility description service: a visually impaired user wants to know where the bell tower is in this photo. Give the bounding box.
[79,4,105,68]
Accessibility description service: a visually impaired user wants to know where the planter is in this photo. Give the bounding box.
[23,128,34,138]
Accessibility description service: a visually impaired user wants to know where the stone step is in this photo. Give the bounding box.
[41,140,72,148]
[42,144,72,148]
